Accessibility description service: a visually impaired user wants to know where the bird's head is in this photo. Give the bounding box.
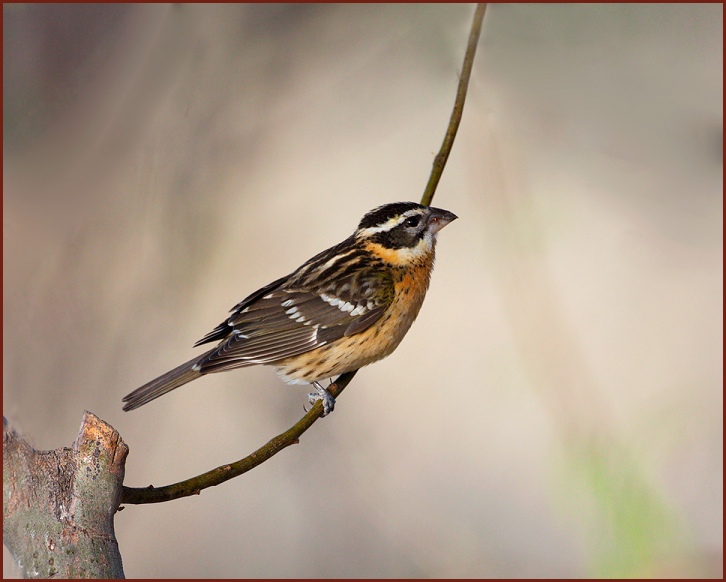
[355,202,458,265]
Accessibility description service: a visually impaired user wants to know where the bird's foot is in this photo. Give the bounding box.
[307,381,336,417]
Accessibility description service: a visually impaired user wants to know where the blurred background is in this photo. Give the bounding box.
[3,3,722,578]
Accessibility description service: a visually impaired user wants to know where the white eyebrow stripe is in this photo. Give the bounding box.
[356,210,422,236]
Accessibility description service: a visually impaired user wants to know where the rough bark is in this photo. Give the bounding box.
[3,412,127,579]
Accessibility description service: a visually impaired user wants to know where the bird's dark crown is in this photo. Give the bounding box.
[357,202,425,230]
[357,201,453,251]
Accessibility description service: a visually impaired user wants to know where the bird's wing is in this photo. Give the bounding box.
[194,275,290,346]
[196,270,394,373]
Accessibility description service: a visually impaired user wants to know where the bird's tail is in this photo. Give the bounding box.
[122,351,213,411]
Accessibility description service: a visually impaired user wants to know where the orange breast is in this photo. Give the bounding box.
[273,260,434,383]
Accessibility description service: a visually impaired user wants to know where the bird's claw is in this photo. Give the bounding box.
[307,381,335,416]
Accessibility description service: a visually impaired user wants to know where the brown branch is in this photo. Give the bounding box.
[120,3,487,506]
[121,370,357,504]
[421,3,487,207]
[3,412,128,578]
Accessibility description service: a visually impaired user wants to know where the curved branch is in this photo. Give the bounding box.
[121,370,357,504]
[421,3,487,207]
[121,3,487,507]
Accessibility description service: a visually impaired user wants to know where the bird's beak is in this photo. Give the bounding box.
[426,207,458,234]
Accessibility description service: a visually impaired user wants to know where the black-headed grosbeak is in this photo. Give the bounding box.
[122,201,457,415]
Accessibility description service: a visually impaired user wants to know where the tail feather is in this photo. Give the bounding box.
[123,351,212,411]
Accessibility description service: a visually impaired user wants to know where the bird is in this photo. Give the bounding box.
[122,201,457,416]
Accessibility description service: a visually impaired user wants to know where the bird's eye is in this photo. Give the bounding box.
[404,216,421,228]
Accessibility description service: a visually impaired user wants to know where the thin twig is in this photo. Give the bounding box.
[120,371,356,504]
[120,4,486,506]
[421,3,486,207]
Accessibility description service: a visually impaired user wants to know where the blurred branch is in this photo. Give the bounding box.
[3,412,127,578]
[121,3,486,506]
[421,3,486,207]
